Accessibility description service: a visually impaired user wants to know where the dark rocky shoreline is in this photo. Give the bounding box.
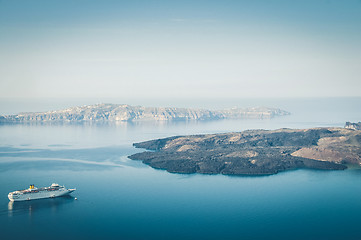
[129,127,361,175]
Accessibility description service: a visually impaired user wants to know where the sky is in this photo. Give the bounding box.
[0,0,360,102]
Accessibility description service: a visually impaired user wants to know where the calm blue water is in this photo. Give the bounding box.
[0,98,361,240]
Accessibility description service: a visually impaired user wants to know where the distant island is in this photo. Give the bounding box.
[345,122,361,130]
[0,103,289,123]
[129,123,361,175]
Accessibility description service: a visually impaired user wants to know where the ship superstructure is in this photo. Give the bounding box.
[8,183,76,201]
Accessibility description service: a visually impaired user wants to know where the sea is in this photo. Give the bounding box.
[0,97,361,240]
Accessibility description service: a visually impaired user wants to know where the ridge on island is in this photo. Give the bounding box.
[129,125,361,175]
[0,103,289,123]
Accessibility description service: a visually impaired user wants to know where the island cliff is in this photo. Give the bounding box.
[345,122,361,130]
[0,104,289,123]
[129,126,361,175]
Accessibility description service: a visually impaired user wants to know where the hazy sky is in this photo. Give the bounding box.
[0,0,360,100]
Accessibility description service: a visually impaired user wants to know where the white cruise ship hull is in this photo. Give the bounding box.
[8,184,76,202]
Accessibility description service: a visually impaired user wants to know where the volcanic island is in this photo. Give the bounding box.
[129,124,361,175]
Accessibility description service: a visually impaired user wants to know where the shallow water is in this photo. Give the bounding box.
[1,97,361,240]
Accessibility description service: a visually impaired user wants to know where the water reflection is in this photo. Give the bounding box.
[8,195,75,217]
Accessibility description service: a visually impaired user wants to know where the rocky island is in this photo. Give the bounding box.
[0,104,289,123]
[129,125,361,175]
[345,122,361,130]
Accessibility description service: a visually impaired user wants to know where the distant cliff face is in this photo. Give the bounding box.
[0,104,290,122]
[345,122,361,130]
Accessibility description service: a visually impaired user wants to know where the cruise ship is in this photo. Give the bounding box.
[8,183,76,201]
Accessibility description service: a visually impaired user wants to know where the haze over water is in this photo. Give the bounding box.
[1,1,360,100]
